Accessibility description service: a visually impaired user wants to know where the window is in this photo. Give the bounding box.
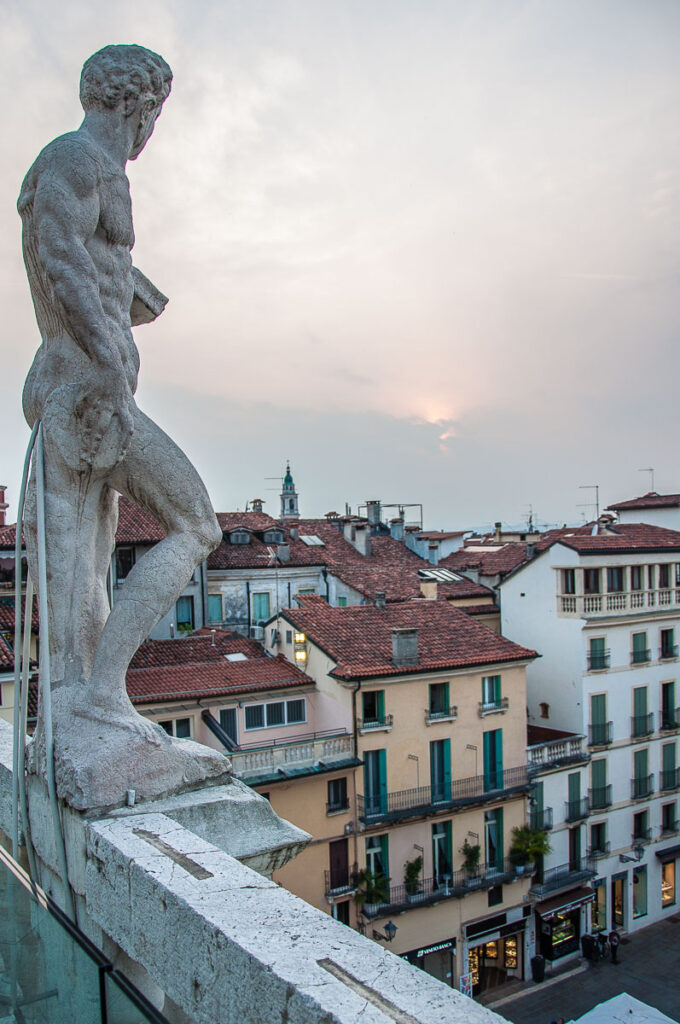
[633,748,650,799]
[661,628,676,659]
[590,758,609,809]
[662,681,678,729]
[539,702,550,719]
[332,900,350,925]
[230,531,250,545]
[662,742,677,791]
[662,861,676,907]
[662,802,678,834]
[365,834,389,879]
[363,750,387,816]
[297,588,316,596]
[176,595,194,633]
[207,593,223,623]
[484,807,504,870]
[632,686,649,737]
[567,772,583,821]
[337,596,347,607]
[285,630,293,644]
[633,809,649,842]
[432,821,452,886]
[562,569,576,594]
[488,885,503,907]
[590,693,609,745]
[429,682,450,718]
[159,717,191,738]
[607,567,624,593]
[633,866,647,918]
[588,637,608,671]
[631,565,643,591]
[660,564,671,589]
[327,777,348,813]
[631,632,649,664]
[483,730,503,791]
[648,565,656,589]
[252,592,270,623]
[584,568,601,594]
[244,698,306,730]
[592,879,607,930]
[115,546,135,583]
[362,690,385,726]
[219,708,237,743]
[430,739,451,802]
[590,822,607,856]
[482,675,502,709]
[263,530,284,544]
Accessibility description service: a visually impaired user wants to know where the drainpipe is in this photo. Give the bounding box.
[246,580,251,636]
[351,678,362,924]
[200,558,209,628]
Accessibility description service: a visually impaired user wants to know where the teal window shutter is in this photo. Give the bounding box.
[663,743,676,775]
[377,690,385,722]
[378,748,387,813]
[633,687,648,718]
[207,593,222,622]
[568,772,581,803]
[252,592,271,622]
[591,759,606,790]
[380,834,390,879]
[634,748,648,780]
[483,730,503,791]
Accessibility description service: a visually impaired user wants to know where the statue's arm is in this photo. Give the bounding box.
[32,145,120,371]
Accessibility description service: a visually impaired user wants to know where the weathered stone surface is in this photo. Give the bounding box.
[17,45,229,809]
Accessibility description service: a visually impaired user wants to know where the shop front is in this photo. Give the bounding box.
[534,886,594,961]
[401,937,456,987]
[464,912,527,997]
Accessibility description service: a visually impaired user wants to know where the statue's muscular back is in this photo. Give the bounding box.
[19,130,140,426]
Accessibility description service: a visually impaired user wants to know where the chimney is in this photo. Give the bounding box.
[390,517,404,542]
[251,498,264,513]
[525,543,537,559]
[0,487,7,527]
[419,580,437,601]
[289,527,299,541]
[366,500,381,527]
[210,629,216,646]
[428,543,439,566]
[375,591,386,610]
[277,543,290,563]
[494,521,502,543]
[344,519,371,556]
[392,628,418,666]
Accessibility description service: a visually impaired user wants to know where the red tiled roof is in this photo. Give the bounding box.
[441,543,530,576]
[0,596,39,635]
[0,524,18,550]
[129,629,266,669]
[116,497,166,544]
[282,595,536,680]
[217,511,280,533]
[527,725,581,745]
[607,492,680,511]
[553,522,680,553]
[127,652,312,704]
[0,634,13,672]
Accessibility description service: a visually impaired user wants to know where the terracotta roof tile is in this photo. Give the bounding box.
[607,493,680,511]
[553,522,680,553]
[282,596,535,680]
[127,653,312,704]
[129,629,267,669]
[115,496,166,544]
[0,596,39,635]
[0,634,13,672]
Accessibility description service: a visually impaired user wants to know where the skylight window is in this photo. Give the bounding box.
[418,568,464,583]
[225,652,248,662]
[300,535,325,547]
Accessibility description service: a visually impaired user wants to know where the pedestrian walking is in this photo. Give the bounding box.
[609,927,620,964]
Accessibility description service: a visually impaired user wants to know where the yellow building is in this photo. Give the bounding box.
[268,596,538,997]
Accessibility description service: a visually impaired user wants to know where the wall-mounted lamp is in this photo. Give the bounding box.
[619,846,645,863]
[373,921,398,943]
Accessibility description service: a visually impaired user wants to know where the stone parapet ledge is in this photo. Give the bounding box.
[86,813,505,1024]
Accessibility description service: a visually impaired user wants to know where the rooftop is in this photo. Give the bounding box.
[281,595,536,680]
[607,491,680,511]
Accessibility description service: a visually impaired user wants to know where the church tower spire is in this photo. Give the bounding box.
[280,462,300,520]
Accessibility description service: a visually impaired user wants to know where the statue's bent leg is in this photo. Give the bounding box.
[86,404,222,710]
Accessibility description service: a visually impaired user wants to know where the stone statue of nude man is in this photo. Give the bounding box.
[18,45,230,808]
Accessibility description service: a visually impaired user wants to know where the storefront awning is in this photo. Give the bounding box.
[534,886,595,919]
[655,844,680,862]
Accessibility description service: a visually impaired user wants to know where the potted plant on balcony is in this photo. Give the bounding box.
[353,869,390,915]
[403,855,424,902]
[461,839,482,888]
[509,825,551,875]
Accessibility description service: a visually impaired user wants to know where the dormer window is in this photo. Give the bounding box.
[264,530,284,544]
[230,531,250,545]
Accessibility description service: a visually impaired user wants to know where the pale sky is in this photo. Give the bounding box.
[2,0,679,530]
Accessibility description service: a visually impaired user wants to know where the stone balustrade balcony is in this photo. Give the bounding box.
[528,734,589,773]
[558,588,680,619]
[229,729,355,782]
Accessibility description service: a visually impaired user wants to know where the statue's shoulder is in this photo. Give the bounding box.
[19,132,101,213]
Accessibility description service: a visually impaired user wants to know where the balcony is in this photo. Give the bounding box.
[587,650,611,672]
[558,589,680,619]
[530,807,554,831]
[631,713,655,739]
[631,774,654,800]
[589,784,612,810]
[660,767,680,792]
[530,858,596,898]
[229,730,355,782]
[564,796,590,822]
[359,714,393,734]
[631,648,652,665]
[660,645,679,661]
[660,709,680,732]
[424,705,458,725]
[478,696,510,717]
[661,819,679,837]
[632,827,653,846]
[528,734,590,773]
[357,765,530,825]
[358,859,523,919]
[588,722,613,747]
[587,841,611,860]
[325,865,358,901]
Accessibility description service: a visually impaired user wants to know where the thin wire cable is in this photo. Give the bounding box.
[36,426,76,922]
[11,421,39,860]
[18,573,39,884]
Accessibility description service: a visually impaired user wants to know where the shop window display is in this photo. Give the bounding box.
[633,866,647,918]
[662,861,676,908]
[592,880,607,931]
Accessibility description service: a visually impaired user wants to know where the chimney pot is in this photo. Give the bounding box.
[375,591,386,610]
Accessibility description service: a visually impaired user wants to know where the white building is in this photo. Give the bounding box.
[500,521,680,936]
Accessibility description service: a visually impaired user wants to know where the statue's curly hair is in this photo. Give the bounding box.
[80,45,172,112]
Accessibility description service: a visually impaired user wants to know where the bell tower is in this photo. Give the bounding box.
[280,463,299,520]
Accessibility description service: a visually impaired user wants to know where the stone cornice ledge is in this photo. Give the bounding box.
[85,812,504,1024]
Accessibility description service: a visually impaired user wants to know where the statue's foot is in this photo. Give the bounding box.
[71,691,165,747]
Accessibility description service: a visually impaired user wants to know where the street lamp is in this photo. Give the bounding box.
[373,921,398,943]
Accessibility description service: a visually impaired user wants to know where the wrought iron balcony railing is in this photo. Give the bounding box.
[358,765,530,824]
[529,858,596,898]
[631,648,651,665]
[660,767,680,792]
[424,705,458,724]
[359,714,394,732]
[589,785,612,810]
[631,774,654,800]
[631,827,653,845]
[326,798,350,814]
[587,650,611,671]
[564,796,590,822]
[324,865,358,899]
[529,807,554,831]
[588,722,613,747]
[478,697,510,717]
[587,841,610,860]
[631,712,655,739]
[660,645,679,661]
[660,709,680,732]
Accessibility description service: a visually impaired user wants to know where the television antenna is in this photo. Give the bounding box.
[638,467,654,492]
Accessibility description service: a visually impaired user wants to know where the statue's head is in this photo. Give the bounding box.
[80,45,173,158]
